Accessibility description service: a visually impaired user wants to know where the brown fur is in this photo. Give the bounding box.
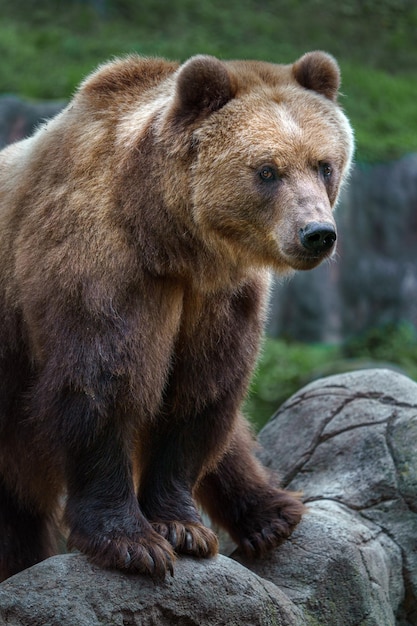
[0,51,353,580]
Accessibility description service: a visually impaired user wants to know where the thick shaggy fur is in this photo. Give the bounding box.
[0,52,353,580]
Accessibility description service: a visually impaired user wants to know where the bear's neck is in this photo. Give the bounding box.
[120,202,256,293]
[113,127,258,292]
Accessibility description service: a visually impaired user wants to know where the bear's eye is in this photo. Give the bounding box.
[319,162,333,180]
[258,165,279,183]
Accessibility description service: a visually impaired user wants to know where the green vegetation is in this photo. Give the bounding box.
[247,323,417,430]
[0,0,416,161]
[245,339,339,428]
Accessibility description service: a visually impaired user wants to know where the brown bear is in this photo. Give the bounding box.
[0,51,353,580]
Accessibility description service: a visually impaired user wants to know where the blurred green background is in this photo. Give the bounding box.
[2,0,417,427]
[2,0,416,162]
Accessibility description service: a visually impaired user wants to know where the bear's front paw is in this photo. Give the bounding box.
[68,524,176,579]
[234,489,304,558]
[152,521,219,558]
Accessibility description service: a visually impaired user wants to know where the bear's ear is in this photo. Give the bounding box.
[171,55,235,124]
[292,51,340,101]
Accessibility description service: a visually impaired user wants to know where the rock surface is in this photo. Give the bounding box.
[253,368,417,625]
[1,369,417,625]
[0,553,302,626]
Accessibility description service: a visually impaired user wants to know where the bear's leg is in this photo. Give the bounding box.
[137,410,228,559]
[0,345,59,581]
[138,424,218,558]
[195,415,304,557]
[24,290,181,579]
[62,408,176,578]
[0,477,58,581]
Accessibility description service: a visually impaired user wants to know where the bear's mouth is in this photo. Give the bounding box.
[281,244,336,271]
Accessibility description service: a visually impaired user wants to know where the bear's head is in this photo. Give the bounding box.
[158,51,353,275]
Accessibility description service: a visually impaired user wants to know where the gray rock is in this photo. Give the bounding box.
[237,500,403,626]
[0,95,64,148]
[248,368,417,625]
[0,553,303,626]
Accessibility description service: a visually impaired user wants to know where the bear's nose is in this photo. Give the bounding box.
[299,222,336,252]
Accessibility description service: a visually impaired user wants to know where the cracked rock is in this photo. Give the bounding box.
[249,368,417,626]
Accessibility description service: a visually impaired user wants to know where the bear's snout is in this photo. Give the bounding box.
[299,222,336,254]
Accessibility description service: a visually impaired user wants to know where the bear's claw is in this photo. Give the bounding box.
[152,521,219,558]
[68,525,176,579]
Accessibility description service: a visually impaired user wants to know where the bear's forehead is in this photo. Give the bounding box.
[196,90,349,166]
[226,88,341,134]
